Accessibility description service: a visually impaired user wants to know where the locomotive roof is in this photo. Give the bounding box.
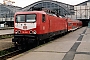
[15,11,47,15]
[15,11,62,17]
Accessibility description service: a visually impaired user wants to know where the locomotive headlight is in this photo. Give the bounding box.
[17,30,21,34]
[15,31,17,34]
[15,30,20,34]
[30,30,33,34]
[33,30,36,34]
[30,30,36,34]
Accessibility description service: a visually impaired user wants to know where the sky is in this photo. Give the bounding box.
[0,0,87,7]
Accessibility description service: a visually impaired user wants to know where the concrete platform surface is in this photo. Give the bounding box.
[7,27,90,60]
[0,29,13,35]
[0,27,14,30]
[74,27,90,60]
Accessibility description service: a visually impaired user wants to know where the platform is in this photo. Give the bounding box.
[0,27,14,30]
[0,29,13,35]
[7,27,90,60]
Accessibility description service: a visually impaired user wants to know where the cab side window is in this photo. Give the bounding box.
[42,14,45,22]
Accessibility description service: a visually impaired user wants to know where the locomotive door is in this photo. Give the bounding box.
[49,19,51,32]
[48,16,57,37]
[42,14,49,34]
[48,16,52,32]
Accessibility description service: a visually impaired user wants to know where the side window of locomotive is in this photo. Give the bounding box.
[16,15,25,23]
[42,14,45,22]
[26,14,36,23]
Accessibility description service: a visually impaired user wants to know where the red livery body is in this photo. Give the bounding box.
[12,10,82,46]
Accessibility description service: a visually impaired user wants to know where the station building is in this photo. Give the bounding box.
[74,0,90,26]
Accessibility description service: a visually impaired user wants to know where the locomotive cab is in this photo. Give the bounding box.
[15,14,37,34]
[12,11,50,46]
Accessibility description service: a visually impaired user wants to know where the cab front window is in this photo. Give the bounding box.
[26,14,36,22]
[16,14,36,23]
[16,15,25,23]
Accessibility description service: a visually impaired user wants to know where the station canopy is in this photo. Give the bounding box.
[22,0,74,16]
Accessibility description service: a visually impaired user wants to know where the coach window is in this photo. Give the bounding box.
[42,14,45,22]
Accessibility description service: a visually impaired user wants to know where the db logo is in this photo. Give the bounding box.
[23,26,27,29]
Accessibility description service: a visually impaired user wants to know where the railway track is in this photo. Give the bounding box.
[0,46,32,60]
[0,47,21,60]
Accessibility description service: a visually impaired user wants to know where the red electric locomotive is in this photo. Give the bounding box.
[12,10,68,45]
[12,7,82,46]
